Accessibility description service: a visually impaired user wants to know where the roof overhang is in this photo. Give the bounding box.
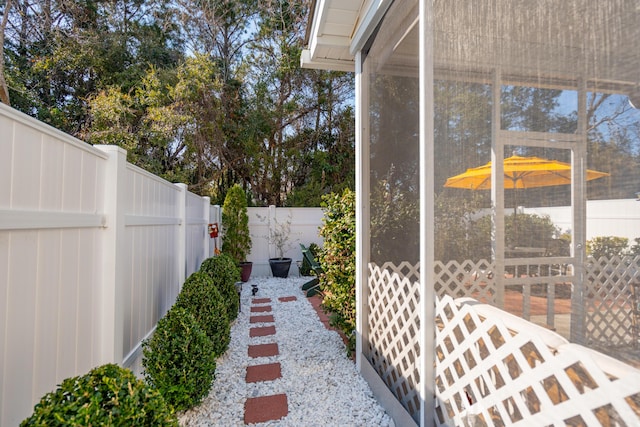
[301,0,392,72]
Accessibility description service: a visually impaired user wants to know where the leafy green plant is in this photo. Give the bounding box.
[629,238,640,257]
[174,271,231,356]
[199,254,241,320]
[300,242,320,276]
[21,364,177,426]
[221,184,252,264]
[142,307,216,412]
[587,236,629,259]
[319,189,356,354]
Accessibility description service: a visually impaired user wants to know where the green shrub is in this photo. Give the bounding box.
[221,184,252,264]
[175,271,231,355]
[319,189,356,353]
[587,236,629,259]
[21,364,177,427]
[142,307,216,412]
[199,254,241,320]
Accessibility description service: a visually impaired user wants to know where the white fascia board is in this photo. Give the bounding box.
[350,0,394,56]
[300,49,355,72]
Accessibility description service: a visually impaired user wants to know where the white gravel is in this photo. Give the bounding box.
[179,276,393,427]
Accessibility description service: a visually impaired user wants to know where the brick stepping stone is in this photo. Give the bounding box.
[250,305,272,313]
[245,362,281,383]
[244,394,288,424]
[250,315,274,324]
[250,326,276,337]
[248,343,279,358]
[252,298,271,304]
[278,296,297,302]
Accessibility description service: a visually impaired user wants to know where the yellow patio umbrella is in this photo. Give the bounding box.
[444,155,610,191]
[444,155,610,240]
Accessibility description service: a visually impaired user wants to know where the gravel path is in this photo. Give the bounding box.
[179,276,393,427]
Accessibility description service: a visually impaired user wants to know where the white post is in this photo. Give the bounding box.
[95,145,127,364]
[420,1,436,425]
[175,183,187,287]
[203,196,211,260]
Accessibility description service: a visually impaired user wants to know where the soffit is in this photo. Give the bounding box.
[302,0,640,91]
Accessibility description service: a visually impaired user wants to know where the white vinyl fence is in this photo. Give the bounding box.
[0,104,213,426]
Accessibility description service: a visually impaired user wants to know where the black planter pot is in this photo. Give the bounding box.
[239,261,253,282]
[269,258,292,278]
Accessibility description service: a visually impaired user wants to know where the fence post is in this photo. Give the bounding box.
[95,145,127,364]
[175,183,187,288]
[203,196,211,260]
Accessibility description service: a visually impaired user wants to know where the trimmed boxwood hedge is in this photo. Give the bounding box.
[199,254,241,320]
[142,306,216,412]
[20,364,177,426]
[174,270,231,356]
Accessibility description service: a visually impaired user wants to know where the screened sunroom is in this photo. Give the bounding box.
[303,1,640,426]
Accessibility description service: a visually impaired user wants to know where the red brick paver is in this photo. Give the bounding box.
[246,362,282,383]
[250,315,274,323]
[278,296,297,302]
[250,305,272,313]
[244,394,288,424]
[248,343,279,358]
[249,325,276,337]
[252,298,271,304]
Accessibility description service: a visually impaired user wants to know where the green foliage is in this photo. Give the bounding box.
[587,236,629,259]
[300,243,320,276]
[21,364,177,427]
[174,271,231,356]
[221,184,252,264]
[436,194,559,262]
[630,238,640,257]
[199,254,241,320]
[142,307,216,412]
[318,189,356,352]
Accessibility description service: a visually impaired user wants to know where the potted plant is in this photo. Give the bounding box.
[258,213,297,278]
[221,184,253,282]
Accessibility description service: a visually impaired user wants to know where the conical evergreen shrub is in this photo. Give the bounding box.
[199,253,241,320]
[142,307,216,412]
[174,270,231,355]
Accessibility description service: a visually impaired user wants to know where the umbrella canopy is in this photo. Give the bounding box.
[444,155,609,190]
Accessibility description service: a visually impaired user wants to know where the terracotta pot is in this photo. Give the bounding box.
[240,261,253,282]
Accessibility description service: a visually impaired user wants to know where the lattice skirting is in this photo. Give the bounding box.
[365,259,640,426]
[367,263,421,423]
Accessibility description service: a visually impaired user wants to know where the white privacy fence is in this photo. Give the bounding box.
[0,104,213,426]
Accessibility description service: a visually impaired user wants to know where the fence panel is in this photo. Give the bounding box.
[0,105,109,426]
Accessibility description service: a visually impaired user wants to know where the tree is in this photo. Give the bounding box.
[0,0,11,104]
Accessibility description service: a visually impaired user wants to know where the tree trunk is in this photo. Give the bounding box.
[0,0,12,105]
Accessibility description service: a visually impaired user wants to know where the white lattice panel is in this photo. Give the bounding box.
[368,263,421,422]
[585,256,640,347]
[435,295,640,426]
[435,259,496,304]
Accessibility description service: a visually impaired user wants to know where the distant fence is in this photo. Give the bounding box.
[245,206,325,277]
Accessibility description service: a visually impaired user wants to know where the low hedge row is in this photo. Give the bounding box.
[21,253,240,424]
